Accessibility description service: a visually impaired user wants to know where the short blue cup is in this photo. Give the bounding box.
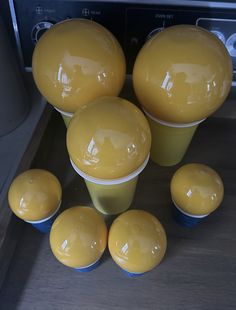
[172,200,209,228]
[74,258,101,273]
[26,204,61,233]
[122,269,145,278]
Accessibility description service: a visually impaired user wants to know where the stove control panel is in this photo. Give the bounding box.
[9,0,236,77]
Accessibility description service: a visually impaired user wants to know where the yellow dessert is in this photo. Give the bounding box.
[32,19,126,113]
[133,25,232,123]
[170,163,224,215]
[8,169,62,221]
[50,206,107,268]
[108,210,167,274]
[66,96,151,179]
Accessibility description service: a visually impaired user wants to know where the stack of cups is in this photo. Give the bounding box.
[8,169,62,233]
[32,18,126,127]
[108,210,167,276]
[50,206,107,271]
[133,25,232,166]
[170,163,224,227]
[66,96,151,215]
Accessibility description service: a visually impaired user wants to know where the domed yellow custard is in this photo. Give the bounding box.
[8,169,62,232]
[32,18,126,125]
[170,163,224,227]
[108,210,167,275]
[66,96,151,215]
[133,25,232,166]
[50,206,107,271]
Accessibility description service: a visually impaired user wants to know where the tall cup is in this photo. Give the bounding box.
[144,110,205,166]
[133,25,232,166]
[70,155,149,215]
[66,96,151,215]
[54,107,73,128]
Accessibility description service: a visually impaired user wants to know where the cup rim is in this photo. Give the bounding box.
[74,256,101,270]
[172,199,209,218]
[25,201,61,224]
[143,109,205,128]
[70,154,150,185]
[54,107,73,117]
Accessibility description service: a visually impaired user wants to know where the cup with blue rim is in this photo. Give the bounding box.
[108,209,167,277]
[8,169,62,233]
[50,206,107,272]
[170,163,224,227]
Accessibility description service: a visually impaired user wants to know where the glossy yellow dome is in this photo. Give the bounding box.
[133,25,232,123]
[32,19,126,113]
[50,206,107,268]
[8,169,62,221]
[66,96,151,179]
[170,163,224,215]
[108,210,167,274]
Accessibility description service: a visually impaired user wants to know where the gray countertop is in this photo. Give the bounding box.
[0,77,52,289]
[0,109,235,310]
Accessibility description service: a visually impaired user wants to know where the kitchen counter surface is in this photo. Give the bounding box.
[0,110,235,310]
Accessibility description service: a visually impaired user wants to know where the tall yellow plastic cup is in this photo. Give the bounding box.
[70,156,149,215]
[133,25,232,166]
[66,96,151,215]
[144,110,204,166]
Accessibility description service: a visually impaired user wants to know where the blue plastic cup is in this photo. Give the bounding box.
[172,200,209,228]
[25,203,61,233]
[74,258,101,273]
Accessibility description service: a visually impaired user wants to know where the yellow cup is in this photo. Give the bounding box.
[54,107,73,128]
[144,110,204,166]
[70,155,149,215]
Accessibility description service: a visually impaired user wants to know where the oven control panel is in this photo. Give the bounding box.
[9,0,236,77]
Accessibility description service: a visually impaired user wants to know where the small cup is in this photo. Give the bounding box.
[172,200,209,228]
[25,203,61,233]
[49,206,107,272]
[170,163,224,227]
[8,169,62,233]
[108,210,167,276]
[54,107,73,128]
[144,109,204,166]
[70,155,149,215]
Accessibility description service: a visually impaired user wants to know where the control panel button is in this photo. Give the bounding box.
[210,30,226,44]
[226,33,236,57]
[31,21,54,44]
